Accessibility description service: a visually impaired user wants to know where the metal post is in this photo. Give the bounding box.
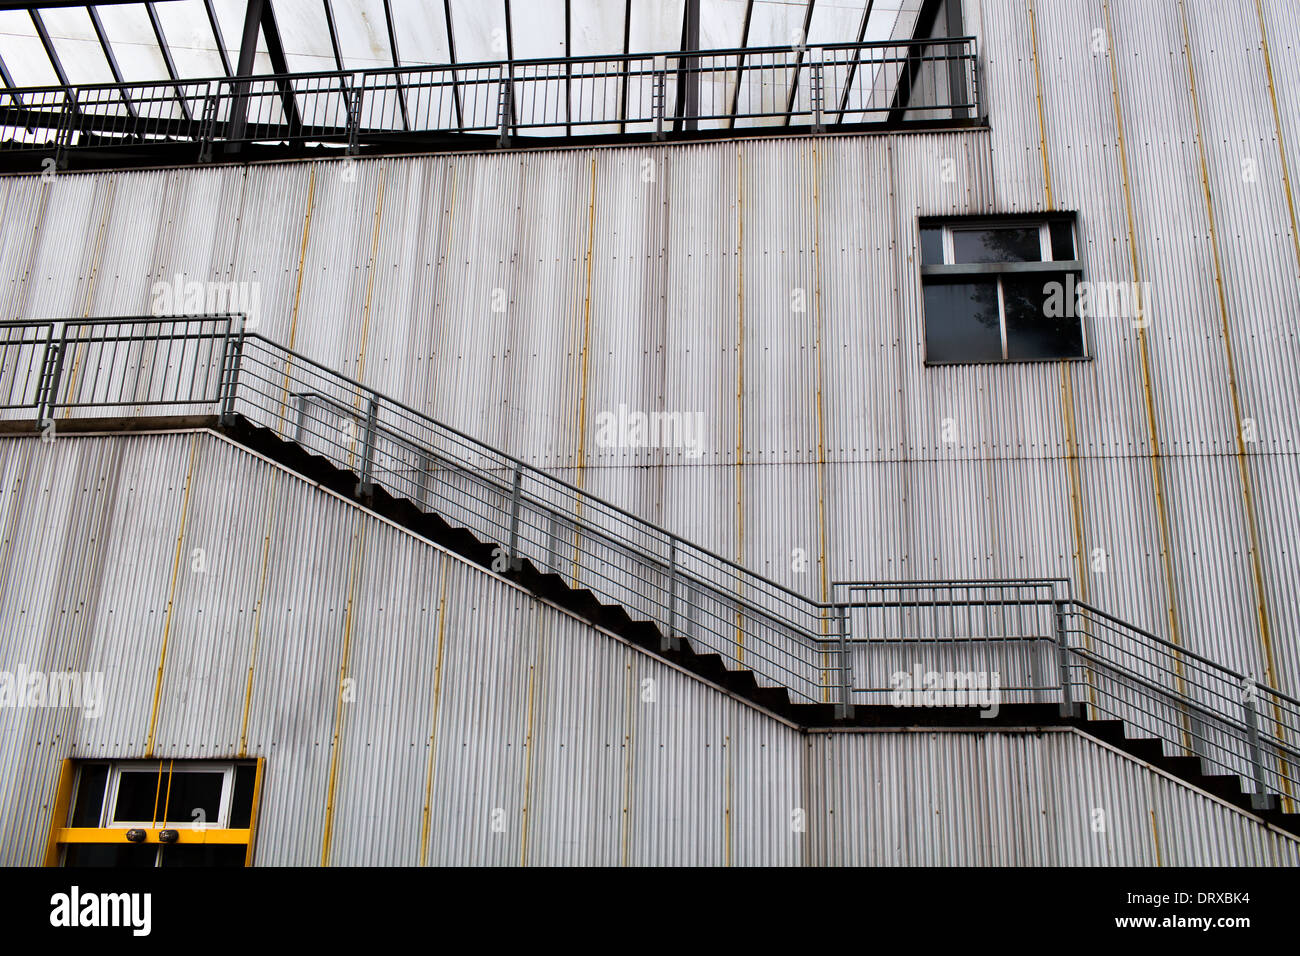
[1241,676,1272,810]
[506,461,523,571]
[220,333,243,425]
[652,61,666,142]
[41,329,70,425]
[54,87,76,169]
[662,539,679,651]
[293,394,306,442]
[497,66,513,147]
[835,604,853,718]
[1055,600,1076,718]
[198,88,217,163]
[415,452,430,511]
[356,395,378,498]
[810,48,824,132]
[36,338,62,429]
[346,79,362,156]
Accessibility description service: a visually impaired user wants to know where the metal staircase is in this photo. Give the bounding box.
[2,315,1298,831]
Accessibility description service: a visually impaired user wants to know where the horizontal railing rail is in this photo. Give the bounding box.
[0,37,980,161]
[834,579,1299,806]
[3,318,1294,808]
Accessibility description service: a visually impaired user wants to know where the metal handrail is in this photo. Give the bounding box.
[2,318,1296,805]
[0,36,981,158]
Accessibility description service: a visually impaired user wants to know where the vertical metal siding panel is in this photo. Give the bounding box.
[285,160,384,377]
[240,462,363,865]
[327,523,444,866]
[11,173,113,320]
[1184,0,1300,456]
[229,163,316,348]
[1251,455,1300,698]
[1104,1,1237,458]
[2,433,1299,865]
[425,564,536,865]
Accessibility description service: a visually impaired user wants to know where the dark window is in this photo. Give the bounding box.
[952,226,1042,264]
[112,769,163,823]
[922,281,1003,364]
[919,227,946,266]
[1003,272,1085,360]
[160,771,224,825]
[229,764,258,829]
[58,760,257,868]
[70,764,109,827]
[918,215,1085,364]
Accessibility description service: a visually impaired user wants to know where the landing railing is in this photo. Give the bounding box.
[1,316,1295,808]
[0,37,979,163]
[836,579,1300,807]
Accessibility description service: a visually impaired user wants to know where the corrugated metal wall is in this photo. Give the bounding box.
[1,430,1295,866]
[3,1,1295,707]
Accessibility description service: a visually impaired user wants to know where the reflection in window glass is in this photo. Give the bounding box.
[1049,220,1075,261]
[159,772,224,825]
[919,228,945,266]
[952,226,1042,264]
[71,764,109,827]
[113,769,163,823]
[1003,273,1085,360]
[923,281,1003,363]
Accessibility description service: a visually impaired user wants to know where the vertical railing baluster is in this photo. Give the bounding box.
[356,394,378,498]
[662,538,678,651]
[1055,599,1076,718]
[835,603,853,718]
[506,460,523,570]
[1241,676,1272,810]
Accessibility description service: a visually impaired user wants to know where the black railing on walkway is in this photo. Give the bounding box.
[0,38,980,165]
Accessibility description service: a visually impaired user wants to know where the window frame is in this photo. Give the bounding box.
[919,214,1090,366]
[44,758,264,868]
[103,761,234,830]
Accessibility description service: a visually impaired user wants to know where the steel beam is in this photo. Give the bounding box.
[203,0,232,77]
[564,0,571,136]
[725,0,753,130]
[441,0,463,130]
[616,0,631,133]
[835,0,874,123]
[87,5,137,118]
[381,0,410,130]
[321,0,352,113]
[258,0,302,130]
[145,2,194,122]
[781,0,817,126]
[502,0,516,127]
[673,0,700,132]
[227,0,264,144]
[0,48,21,111]
[887,0,965,123]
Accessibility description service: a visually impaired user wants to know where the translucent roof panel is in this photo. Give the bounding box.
[0,10,60,87]
[628,0,685,56]
[508,0,568,61]
[271,0,342,73]
[28,7,113,86]
[0,0,938,119]
[446,0,509,66]
[566,0,632,59]
[92,5,176,85]
[154,0,228,80]
[388,0,451,66]
[326,0,401,71]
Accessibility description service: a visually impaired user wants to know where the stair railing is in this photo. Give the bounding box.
[2,316,1296,804]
